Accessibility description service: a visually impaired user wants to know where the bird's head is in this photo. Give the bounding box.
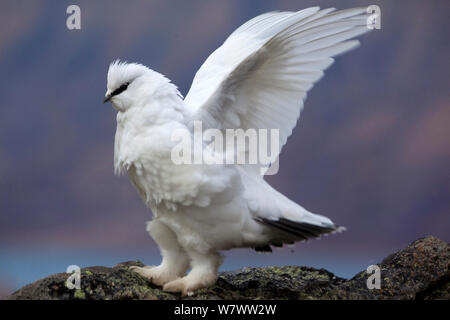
[104,60,155,111]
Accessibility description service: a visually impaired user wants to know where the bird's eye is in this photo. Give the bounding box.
[111,82,130,97]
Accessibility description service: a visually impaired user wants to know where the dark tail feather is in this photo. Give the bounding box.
[255,217,344,240]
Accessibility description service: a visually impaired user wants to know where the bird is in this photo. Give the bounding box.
[104,7,372,295]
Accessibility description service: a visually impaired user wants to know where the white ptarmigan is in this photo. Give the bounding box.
[104,7,372,295]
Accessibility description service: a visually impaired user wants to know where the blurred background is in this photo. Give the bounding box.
[0,0,449,297]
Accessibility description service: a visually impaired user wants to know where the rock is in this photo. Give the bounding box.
[8,236,449,300]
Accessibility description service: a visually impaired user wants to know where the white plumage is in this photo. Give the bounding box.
[104,7,371,295]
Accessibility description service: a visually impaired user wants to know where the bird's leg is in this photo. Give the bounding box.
[130,220,189,286]
[163,249,223,296]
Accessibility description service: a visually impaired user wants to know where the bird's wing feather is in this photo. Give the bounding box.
[184,7,370,175]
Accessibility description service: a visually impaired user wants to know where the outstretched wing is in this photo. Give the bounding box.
[184,7,371,174]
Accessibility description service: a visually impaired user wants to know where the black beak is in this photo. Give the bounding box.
[103,95,111,103]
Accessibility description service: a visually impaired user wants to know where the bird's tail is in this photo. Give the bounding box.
[254,215,346,252]
[241,169,345,251]
[256,216,345,240]
[251,179,346,251]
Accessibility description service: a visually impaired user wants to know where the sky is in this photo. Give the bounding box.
[0,0,449,297]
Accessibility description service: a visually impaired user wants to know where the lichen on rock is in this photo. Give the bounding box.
[8,236,449,300]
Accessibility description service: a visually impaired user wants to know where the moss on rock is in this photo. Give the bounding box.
[8,237,449,300]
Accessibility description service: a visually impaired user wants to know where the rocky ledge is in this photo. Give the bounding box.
[8,236,449,300]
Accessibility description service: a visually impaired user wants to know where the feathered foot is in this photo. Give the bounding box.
[130,265,182,287]
[163,271,218,296]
